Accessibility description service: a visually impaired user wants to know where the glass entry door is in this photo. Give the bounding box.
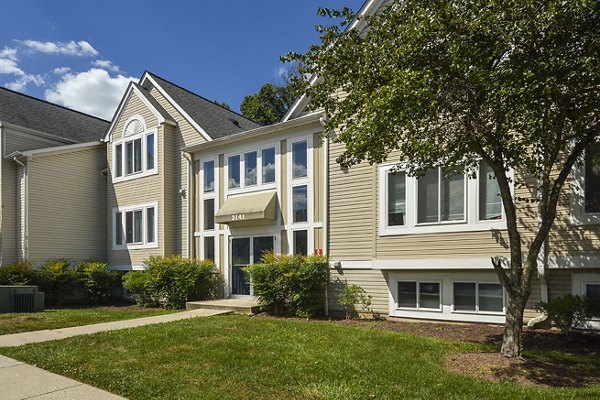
[231,236,274,296]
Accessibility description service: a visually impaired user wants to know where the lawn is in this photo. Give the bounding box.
[1,314,599,400]
[0,304,174,335]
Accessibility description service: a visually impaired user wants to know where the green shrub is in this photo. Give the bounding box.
[75,261,121,303]
[123,256,219,309]
[0,260,35,285]
[244,253,329,317]
[33,259,77,305]
[339,283,372,319]
[536,295,596,341]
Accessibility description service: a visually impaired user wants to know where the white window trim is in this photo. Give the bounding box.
[113,116,158,183]
[112,202,159,250]
[198,157,219,262]
[451,281,506,315]
[224,143,279,195]
[570,149,600,226]
[572,273,600,330]
[396,280,443,312]
[378,163,510,236]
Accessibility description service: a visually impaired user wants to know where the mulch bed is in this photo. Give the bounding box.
[337,317,600,387]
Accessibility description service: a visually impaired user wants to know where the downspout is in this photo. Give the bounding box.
[13,154,28,260]
[0,123,4,266]
[321,116,330,317]
[182,151,194,259]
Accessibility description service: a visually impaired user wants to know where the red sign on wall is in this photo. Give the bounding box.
[314,248,323,256]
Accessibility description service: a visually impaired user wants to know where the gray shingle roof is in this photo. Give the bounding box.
[0,87,109,143]
[132,82,172,122]
[144,72,261,139]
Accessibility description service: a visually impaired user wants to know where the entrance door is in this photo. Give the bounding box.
[230,236,274,296]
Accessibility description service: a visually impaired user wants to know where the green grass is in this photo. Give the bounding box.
[1,315,598,399]
[0,305,174,335]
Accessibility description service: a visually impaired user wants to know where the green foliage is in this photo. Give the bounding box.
[244,253,329,317]
[75,261,121,303]
[0,260,34,285]
[123,256,219,309]
[212,100,230,110]
[33,259,77,305]
[240,82,295,125]
[536,295,597,342]
[339,283,372,320]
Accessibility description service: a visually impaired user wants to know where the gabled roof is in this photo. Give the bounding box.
[0,86,109,143]
[142,72,261,140]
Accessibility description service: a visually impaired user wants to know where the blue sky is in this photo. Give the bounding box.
[0,0,363,120]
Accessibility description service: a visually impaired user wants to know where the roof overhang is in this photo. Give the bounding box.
[5,141,103,161]
[183,111,323,154]
[215,191,277,226]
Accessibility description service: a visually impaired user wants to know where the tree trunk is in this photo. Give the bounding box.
[500,293,525,357]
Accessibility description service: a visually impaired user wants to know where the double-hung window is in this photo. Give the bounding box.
[584,145,600,214]
[113,203,158,249]
[380,163,506,234]
[289,138,310,256]
[113,117,157,181]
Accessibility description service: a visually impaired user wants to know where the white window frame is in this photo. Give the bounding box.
[224,143,279,194]
[415,168,468,226]
[570,147,600,225]
[112,116,158,183]
[451,281,506,315]
[199,157,219,261]
[572,273,600,329]
[395,280,443,312]
[379,163,510,235]
[112,202,158,250]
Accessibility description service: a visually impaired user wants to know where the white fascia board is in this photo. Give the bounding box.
[281,0,386,122]
[141,73,213,142]
[19,141,102,159]
[330,257,510,270]
[0,121,76,145]
[103,83,174,143]
[184,111,323,154]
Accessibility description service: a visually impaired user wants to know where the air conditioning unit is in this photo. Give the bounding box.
[0,286,45,313]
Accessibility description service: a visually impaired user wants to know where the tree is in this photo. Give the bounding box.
[286,0,600,357]
[240,82,295,125]
[212,100,230,110]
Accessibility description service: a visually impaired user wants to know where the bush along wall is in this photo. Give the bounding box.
[244,253,329,317]
[0,259,123,305]
[123,256,220,309]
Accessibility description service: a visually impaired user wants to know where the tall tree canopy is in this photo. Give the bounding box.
[240,82,295,125]
[287,0,600,357]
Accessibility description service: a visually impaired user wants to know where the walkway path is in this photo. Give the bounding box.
[0,308,230,399]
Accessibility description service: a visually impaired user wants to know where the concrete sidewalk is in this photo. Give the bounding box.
[0,308,232,399]
[0,355,126,400]
[0,308,230,347]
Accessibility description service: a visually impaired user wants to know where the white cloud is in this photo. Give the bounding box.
[0,58,24,76]
[45,68,136,119]
[5,74,44,92]
[53,66,71,75]
[19,40,98,57]
[0,47,18,61]
[92,59,121,72]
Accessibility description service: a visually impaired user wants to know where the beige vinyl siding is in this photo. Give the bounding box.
[26,146,107,263]
[4,132,64,156]
[147,85,209,258]
[2,159,19,264]
[328,268,389,316]
[111,92,158,142]
[328,141,376,260]
[280,140,288,224]
[313,133,324,224]
[162,123,176,257]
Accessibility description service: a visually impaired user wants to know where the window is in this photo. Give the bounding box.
[479,163,502,220]
[586,283,600,304]
[379,163,508,235]
[292,140,308,179]
[113,117,157,181]
[245,151,257,186]
[453,282,503,313]
[228,155,241,189]
[262,147,276,183]
[388,171,406,226]
[397,281,441,310]
[292,185,308,223]
[204,199,215,230]
[204,236,215,261]
[293,230,308,255]
[203,161,215,193]
[113,203,157,248]
[585,145,600,214]
[417,169,465,224]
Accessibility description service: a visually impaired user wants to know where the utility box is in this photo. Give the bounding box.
[0,286,45,313]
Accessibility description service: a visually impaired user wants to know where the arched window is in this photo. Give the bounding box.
[113,115,157,180]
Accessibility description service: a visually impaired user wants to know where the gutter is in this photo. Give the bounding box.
[322,117,330,317]
[12,153,28,260]
[0,123,3,265]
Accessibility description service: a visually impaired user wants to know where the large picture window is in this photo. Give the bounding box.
[226,146,277,191]
[453,282,504,313]
[113,203,158,249]
[397,281,441,310]
[417,169,465,224]
[113,117,157,181]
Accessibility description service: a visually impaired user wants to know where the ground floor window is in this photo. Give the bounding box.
[231,235,274,296]
[453,282,503,313]
[113,203,157,249]
[293,230,308,256]
[397,281,441,310]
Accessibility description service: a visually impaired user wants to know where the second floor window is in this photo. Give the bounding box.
[113,118,157,181]
[227,146,277,191]
[585,145,600,214]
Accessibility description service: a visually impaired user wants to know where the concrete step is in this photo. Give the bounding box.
[186,298,261,315]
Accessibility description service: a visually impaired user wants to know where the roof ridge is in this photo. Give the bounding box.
[0,86,110,123]
[144,71,261,126]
